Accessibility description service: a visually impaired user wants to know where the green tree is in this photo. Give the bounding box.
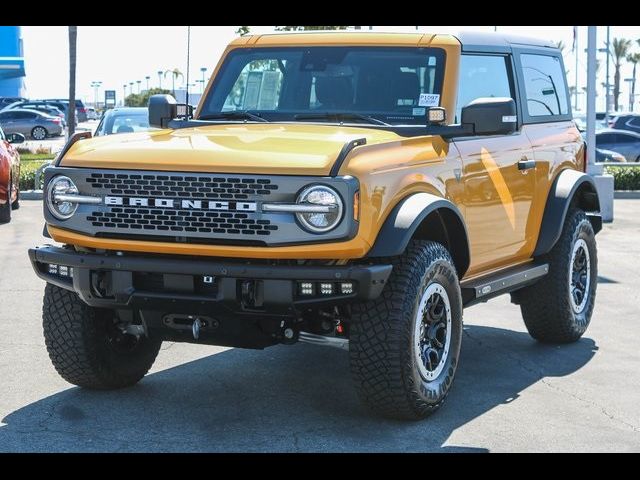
[67,26,77,137]
[235,26,250,36]
[164,68,184,97]
[275,26,348,31]
[125,88,171,107]
[627,50,640,111]
[611,37,632,111]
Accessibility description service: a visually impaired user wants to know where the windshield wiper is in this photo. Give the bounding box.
[294,112,390,126]
[199,111,269,123]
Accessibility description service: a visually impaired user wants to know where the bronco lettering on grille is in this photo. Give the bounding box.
[104,196,257,212]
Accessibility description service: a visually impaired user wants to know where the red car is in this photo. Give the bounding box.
[0,125,24,223]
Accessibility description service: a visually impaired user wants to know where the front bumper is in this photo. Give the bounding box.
[28,245,392,313]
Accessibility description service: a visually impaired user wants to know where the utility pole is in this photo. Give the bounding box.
[588,25,614,222]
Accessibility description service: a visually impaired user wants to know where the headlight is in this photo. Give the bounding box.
[295,185,343,233]
[47,175,79,220]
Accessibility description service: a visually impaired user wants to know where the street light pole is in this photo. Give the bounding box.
[122,84,127,106]
[136,80,141,94]
[605,26,611,122]
[145,76,150,92]
[157,70,163,90]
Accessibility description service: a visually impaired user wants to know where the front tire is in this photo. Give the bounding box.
[349,240,463,420]
[518,208,597,343]
[43,284,162,389]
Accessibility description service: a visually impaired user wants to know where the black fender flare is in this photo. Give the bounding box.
[533,169,602,257]
[367,193,470,277]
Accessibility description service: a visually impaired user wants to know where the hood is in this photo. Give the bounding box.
[60,123,403,176]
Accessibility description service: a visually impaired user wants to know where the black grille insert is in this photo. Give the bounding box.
[86,172,278,199]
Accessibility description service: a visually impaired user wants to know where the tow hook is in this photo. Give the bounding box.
[192,317,204,340]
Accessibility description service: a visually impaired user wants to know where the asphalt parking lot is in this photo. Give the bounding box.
[0,199,639,452]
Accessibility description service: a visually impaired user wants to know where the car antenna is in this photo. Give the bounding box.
[184,25,191,120]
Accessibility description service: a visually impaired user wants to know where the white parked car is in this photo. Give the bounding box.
[86,107,99,120]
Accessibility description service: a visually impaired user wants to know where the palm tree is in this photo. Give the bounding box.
[611,37,632,111]
[164,68,184,97]
[67,26,77,137]
[627,50,640,111]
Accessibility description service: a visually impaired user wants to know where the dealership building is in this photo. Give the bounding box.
[0,26,26,98]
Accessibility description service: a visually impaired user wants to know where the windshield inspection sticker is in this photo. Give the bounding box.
[413,107,426,116]
[418,93,440,107]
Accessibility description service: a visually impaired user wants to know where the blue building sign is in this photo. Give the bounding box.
[0,26,26,98]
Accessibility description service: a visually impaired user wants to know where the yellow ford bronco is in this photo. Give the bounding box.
[29,31,601,420]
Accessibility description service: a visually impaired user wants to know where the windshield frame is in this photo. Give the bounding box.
[198,46,447,129]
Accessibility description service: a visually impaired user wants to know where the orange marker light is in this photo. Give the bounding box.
[353,191,360,221]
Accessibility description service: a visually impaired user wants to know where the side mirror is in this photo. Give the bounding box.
[461,97,517,136]
[148,94,193,129]
[7,132,25,144]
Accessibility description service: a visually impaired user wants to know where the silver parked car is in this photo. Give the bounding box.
[0,108,64,140]
[595,128,640,163]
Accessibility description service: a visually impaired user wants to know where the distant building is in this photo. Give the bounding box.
[0,26,26,98]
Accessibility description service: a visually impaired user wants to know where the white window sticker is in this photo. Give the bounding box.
[413,107,426,116]
[418,93,440,107]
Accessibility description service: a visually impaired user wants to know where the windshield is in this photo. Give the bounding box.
[200,46,445,126]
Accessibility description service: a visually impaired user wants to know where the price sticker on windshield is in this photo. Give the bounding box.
[418,94,440,107]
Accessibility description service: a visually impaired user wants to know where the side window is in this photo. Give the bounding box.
[616,134,637,144]
[456,55,514,123]
[521,54,569,118]
[598,133,615,144]
[628,117,640,127]
[222,59,284,111]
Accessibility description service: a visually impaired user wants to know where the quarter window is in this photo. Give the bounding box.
[521,54,569,117]
[456,55,514,123]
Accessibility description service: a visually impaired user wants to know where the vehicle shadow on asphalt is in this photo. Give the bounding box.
[0,325,597,452]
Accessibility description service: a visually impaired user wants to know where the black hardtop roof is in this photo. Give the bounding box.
[455,31,556,53]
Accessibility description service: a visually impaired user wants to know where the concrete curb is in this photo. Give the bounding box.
[614,191,640,199]
[21,190,43,200]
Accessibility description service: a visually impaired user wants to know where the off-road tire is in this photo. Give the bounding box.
[349,240,463,420]
[43,283,162,389]
[519,208,597,343]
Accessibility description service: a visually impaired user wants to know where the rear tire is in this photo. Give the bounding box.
[518,208,597,343]
[11,178,19,210]
[0,177,11,223]
[43,283,162,389]
[31,126,47,140]
[349,240,463,420]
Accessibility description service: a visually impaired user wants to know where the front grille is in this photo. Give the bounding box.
[47,167,357,247]
[86,207,278,236]
[86,173,278,200]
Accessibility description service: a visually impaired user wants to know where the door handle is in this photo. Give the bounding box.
[518,157,536,170]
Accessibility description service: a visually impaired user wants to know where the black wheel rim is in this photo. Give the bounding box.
[414,283,451,381]
[570,238,591,314]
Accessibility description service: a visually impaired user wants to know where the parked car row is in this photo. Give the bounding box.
[575,112,640,163]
